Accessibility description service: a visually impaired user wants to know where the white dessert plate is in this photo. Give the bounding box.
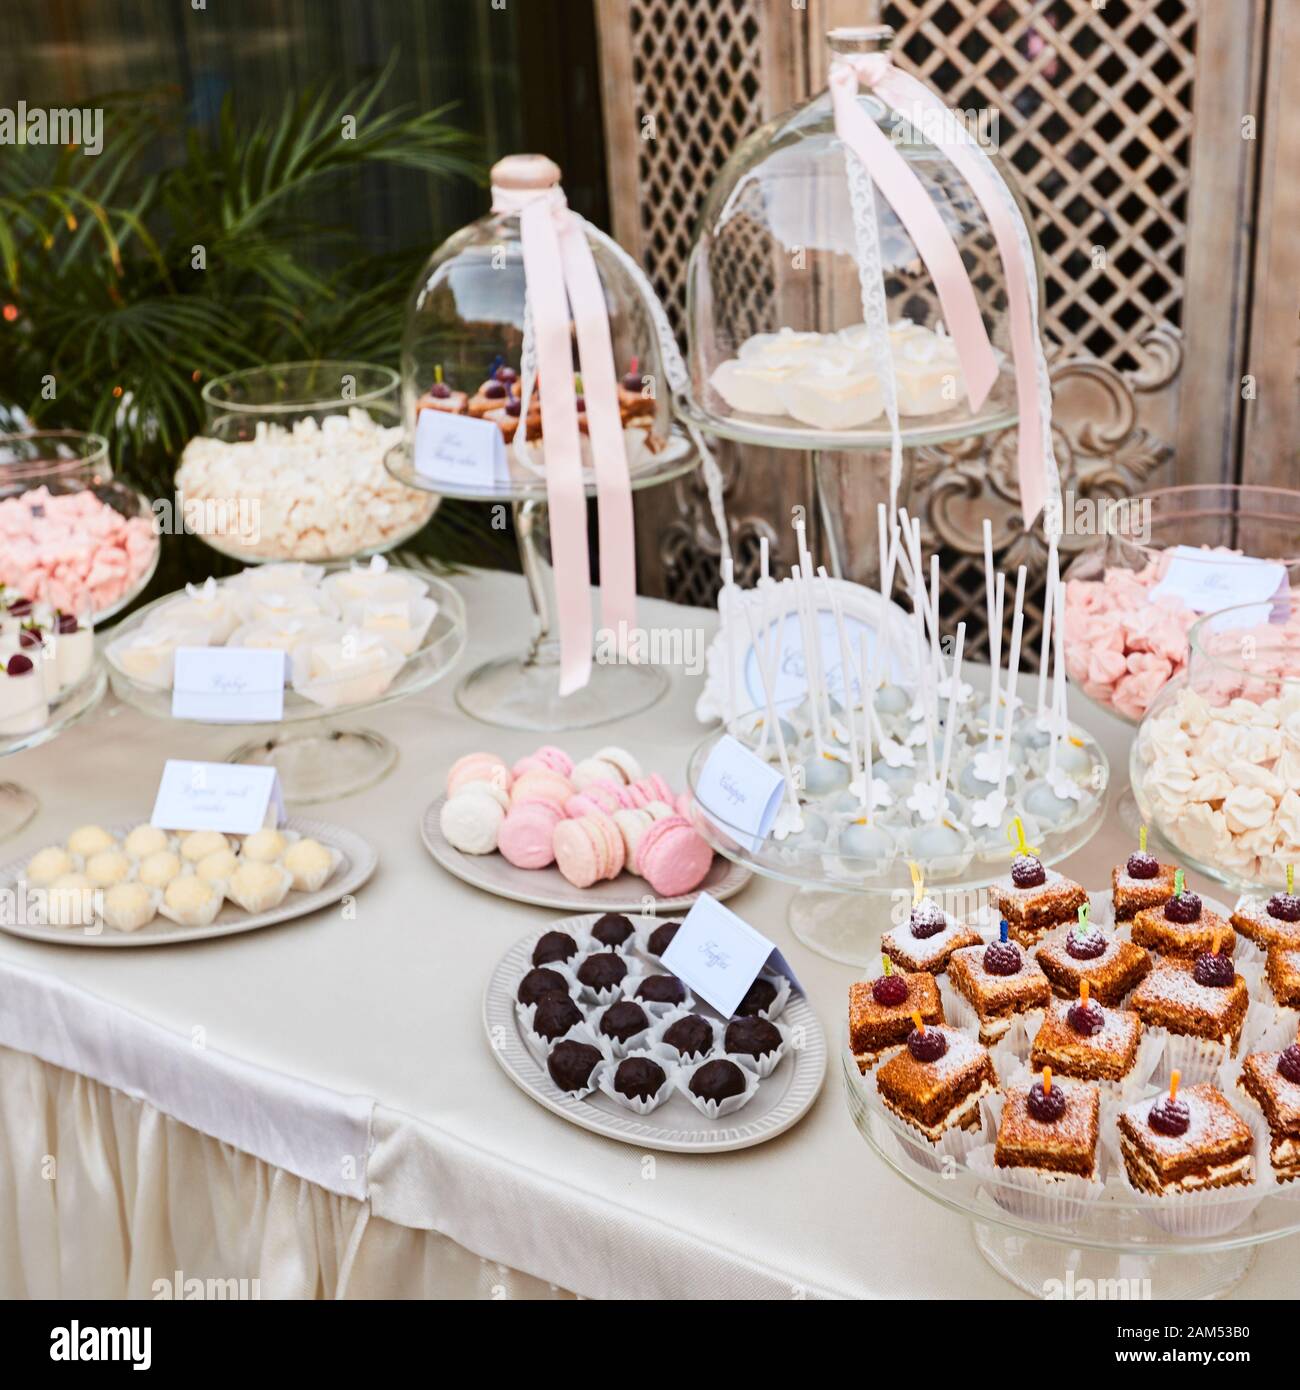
[423,795,751,912]
[484,913,827,1153]
[0,816,376,948]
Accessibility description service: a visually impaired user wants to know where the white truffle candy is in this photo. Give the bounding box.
[67,824,116,858]
[162,875,223,927]
[242,828,288,863]
[227,861,292,914]
[180,830,230,863]
[103,882,159,933]
[47,872,97,928]
[124,824,170,859]
[195,848,240,884]
[139,851,183,889]
[85,849,133,888]
[283,838,337,892]
[25,845,73,887]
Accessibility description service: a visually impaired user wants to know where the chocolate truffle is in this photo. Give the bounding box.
[724,1016,782,1060]
[532,993,583,1042]
[689,1058,747,1104]
[532,930,578,967]
[547,1040,603,1094]
[636,973,687,1006]
[734,977,778,1017]
[591,912,635,948]
[647,920,680,957]
[518,967,568,1007]
[613,1056,667,1103]
[598,999,650,1043]
[577,951,628,992]
[662,1014,714,1058]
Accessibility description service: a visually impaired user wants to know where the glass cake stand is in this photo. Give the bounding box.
[842,1047,1298,1299]
[104,571,466,803]
[0,662,107,839]
[685,726,1109,967]
[385,427,700,732]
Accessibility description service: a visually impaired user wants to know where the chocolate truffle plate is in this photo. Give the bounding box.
[422,795,751,912]
[484,913,826,1152]
[0,816,376,947]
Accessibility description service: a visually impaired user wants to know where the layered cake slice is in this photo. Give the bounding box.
[880,895,981,975]
[1238,1046,1300,1182]
[848,960,943,1071]
[1112,829,1176,922]
[1117,1079,1255,1196]
[1265,945,1300,1008]
[1035,911,1151,1005]
[987,852,1088,947]
[1130,871,1235,960]
[994,1071,1101,1180]
[947,925,1051,1044]
[1129,953,1249,1056]
[875,1023,996,1142]
[1231,868,1300,950]
[1029,986,1143,1084]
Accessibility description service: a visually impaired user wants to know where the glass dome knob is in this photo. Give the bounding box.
[490,154,561,192]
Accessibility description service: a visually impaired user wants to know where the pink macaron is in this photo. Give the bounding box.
[627,773,673,808]
[447,752,511,799]
[553,812,626,889]
[509,768,573,812]
[635,815,713,898]
[498,800,564,870]
[512,744,575,779]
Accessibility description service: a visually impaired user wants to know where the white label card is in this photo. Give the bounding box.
[1149,547,1287,617]
[661,893,802,1018]
[150,760,285,834]
[172,647,285,723]
[413,408,507,492]
[693,733,786,854]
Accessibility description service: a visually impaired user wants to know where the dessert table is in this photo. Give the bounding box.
[0,568,1294,1300]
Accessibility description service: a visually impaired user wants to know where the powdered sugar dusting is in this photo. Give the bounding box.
[1119,1083,1251,1158]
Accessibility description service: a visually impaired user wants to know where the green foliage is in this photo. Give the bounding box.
[0,58,515,582]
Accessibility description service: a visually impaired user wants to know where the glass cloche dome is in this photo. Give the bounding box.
[684,24,1041,451]
[395,154,674,492]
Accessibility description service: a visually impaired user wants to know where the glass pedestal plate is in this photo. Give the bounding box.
[105,572,466,803]
[0,664,108,840]
[385,428,699,732]
[844,1050,1294,1299]
[686,725,1109,967]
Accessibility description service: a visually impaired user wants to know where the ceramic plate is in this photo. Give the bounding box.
[423,796,751,912]
[0,816,377,947]
[483,913,826,1153]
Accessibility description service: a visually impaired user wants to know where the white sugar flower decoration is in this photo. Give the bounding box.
[969,750,1002,787]
[771,800,805,841]
[937,674,974,705]
[878,737,915,769]
[1047,769,1083,803]
[850,772,893,811]
[970,790,1008,828]
[906,779,946,821]
[905,723,930,748]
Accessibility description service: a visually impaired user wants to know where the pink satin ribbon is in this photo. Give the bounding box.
[505,186,638,694]
[831,54,1047,526]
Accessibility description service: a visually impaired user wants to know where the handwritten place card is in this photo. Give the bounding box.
[150,760,285,835]
[1150,546,1287,619]
[661,893,802,1018]
[693,733,786,853]
[413,408,507,493]
[172,647,285,723]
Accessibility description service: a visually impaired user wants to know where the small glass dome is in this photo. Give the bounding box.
[684,25,1038,450]
[398,154,672,488]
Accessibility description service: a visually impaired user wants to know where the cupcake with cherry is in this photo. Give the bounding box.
[439,744,716,899]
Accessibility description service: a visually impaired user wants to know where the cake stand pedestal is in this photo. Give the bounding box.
[386,430,698,732]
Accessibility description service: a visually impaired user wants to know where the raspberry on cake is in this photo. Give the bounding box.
[1232,867,1300,949]
[947,924,1051,1044]
[1112,829,1176,922]
[1129,956,1249,1056]
[848,959,944,1071]
[875,1024,996,1142]
[1130,869,1235,960]
[1265,946,1300,1008]
[880,895,981,975]
[1117,1080,1255,1196]
[994,1071,1101,1180]
[1029,987,1142,1084]
[987,847,1088,947]
[1238,1047,1300,1182]
[1034,916,1151,1005]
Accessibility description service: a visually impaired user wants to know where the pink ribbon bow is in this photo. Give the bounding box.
[830,53,1048,527]
[503,185,638,694]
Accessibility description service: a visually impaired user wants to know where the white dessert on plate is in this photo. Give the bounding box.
[0,653,48,734]
[291,629,404,709]
[321,554,429,608]
[344,596,438,657]
[145,577,243,643]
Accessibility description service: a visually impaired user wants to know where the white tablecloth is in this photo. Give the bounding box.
[1,568,1295,1299]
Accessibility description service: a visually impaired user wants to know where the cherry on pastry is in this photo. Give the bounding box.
[871,972,908,1006]
[1065,928,1107,961]
[1192,950,1235,988]
[1010,854,1046,889]
[1279,1044,1300,1085]
[983,940,1022,976]
[909,900,947,939]
[1027,1079,1066,1122]
[1067,1000,1105,1035]
[1163,891,1202,924]
[1267,892,1300,923]
[1126,850,1159,879]
[907,1026,947,1062]
[430,381,452,399]
[1148,1095,1190,1136]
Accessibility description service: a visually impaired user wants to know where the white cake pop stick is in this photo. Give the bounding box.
[1048,565,1068,776]
[996,566,1028,795]
[795,518,834,740]
[929,553,945,686]
[1036,534,1058,722]
[819,565,860,785]
[982,519,1000,753]
[740,594,800,818]
[752,570,774,756]
[934,622,966,824]
[906,549,938,783]
[985,569,1005,755]
[860,628,875,815]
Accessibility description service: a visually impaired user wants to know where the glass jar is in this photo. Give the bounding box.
[1064,484,1300,725]
[1132,593,1300,892]
[682,24,1036,451]
[397,154,672,490]
[177,361,436,564]
[0,430,159,621]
